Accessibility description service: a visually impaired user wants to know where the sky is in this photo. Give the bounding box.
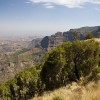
[0,0,100,36]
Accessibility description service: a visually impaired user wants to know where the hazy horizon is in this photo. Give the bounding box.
[0,0,100,36]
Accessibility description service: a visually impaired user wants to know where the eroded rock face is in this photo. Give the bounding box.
[0,53,34,83]
[41,36,50,49]
[41,26,100,50]
[64,26,100,39]
[0,61,34,83]
[69,26,100,35]
[94,27,100,38]
[0,46,45,83]
[29,38,42,48]
[41,32,66,50]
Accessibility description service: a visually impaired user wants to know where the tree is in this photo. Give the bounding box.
[66,40,99,79]
[40,47,67,90]
[14,67,39,99]
[41,40,100,90]
[0,67,39,100]
[85,33,94,39]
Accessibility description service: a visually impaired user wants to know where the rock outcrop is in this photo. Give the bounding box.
[0,52,34,83]
[41,32,66,50]
[28,38,42,48]
[41,26,100,49]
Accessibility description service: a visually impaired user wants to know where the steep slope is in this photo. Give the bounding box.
[41,32,66,50]
[0,47,45,83]
[33,81,100,100]
[41,26,100,49]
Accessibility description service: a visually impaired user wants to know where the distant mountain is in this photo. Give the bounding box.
[28,38,42,48]
[63,26,100,41]
[41,26,100,49]
[69,26,100,35]
[41,32,66,50]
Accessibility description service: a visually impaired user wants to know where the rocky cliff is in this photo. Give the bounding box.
[41,26,100,49]
[41,32,66,50]
[28,38,42,48]
[0,47,45,83]
[0,52,34,83]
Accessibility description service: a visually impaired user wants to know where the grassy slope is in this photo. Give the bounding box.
[33,81,100,100]
[94,38,100,43]
[87,38,100,44]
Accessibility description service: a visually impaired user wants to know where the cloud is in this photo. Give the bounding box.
[43,3,55,9]
[29,0,100,8]
[26,1,31,4]
[45,5,54,9]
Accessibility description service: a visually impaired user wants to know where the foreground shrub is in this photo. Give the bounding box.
[41,40,100,90]
[0,67,40,100]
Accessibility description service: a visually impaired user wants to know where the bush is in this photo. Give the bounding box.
[41,47,67,90]
[85,33,94,39]
[41,40,100,90]
[0,67,40,100]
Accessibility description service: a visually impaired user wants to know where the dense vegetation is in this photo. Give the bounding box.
[41,40,100,90]
[85,33,94,39]
[0,40,100,100]
[0,67,40,100]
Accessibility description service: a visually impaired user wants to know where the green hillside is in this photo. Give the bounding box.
[0,40,100,100]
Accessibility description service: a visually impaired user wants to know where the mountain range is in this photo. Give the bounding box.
[40,26,100,49]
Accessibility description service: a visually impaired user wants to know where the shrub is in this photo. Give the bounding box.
[85,33,94,39]
[41,46,67,90]
[0,67,40,100]
[41,40,100,90]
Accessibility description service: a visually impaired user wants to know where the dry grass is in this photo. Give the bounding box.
[33,81,100,100]
[93,38,100,43]
[86,38,100,44]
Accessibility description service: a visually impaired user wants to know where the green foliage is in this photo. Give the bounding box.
[92,66,100,76]
[0,83,10,100]
[67,40,99,78]
[0,67,40,100]
[85,33,94,39]
[41,46,66,89]
[0,40,99,99]
[41,40,100,90]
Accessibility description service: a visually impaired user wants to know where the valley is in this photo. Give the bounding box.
[0,36,44,83]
